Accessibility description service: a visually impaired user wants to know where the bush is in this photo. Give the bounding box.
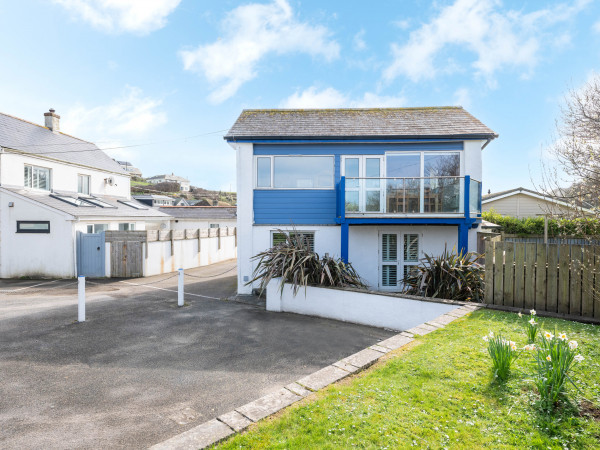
[482,210,600,237]
[248,231,366,295]
[402,248,484,301]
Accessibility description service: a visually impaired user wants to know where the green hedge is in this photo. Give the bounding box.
[482,210,600,236]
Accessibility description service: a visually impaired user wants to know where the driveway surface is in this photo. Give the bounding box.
[0,260,394,449]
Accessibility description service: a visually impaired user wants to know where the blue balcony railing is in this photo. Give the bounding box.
[337,176,481,218]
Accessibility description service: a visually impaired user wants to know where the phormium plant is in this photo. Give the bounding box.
[247,230,366,295]
[402,247,484,302]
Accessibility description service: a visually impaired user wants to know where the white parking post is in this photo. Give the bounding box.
[78,276,85,322]
[178,268,184,307]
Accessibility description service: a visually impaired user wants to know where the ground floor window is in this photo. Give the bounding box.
[86,224,108,233]
[272,230,315,252]
[118,223,135,231]
[380,232,420,289]
[17,221,50,233]
[209,223,220,228]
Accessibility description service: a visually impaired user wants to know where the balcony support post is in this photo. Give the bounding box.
[341,222,349,263]
[458,223,469,255]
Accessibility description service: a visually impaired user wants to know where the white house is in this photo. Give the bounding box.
[116,160,142,177]
[482,187,593,218]
[0,109,170,278]
[225,107,497,294]
[147,173,191,192]
[158,206,237,230]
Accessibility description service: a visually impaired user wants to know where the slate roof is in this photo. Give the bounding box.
[158,206,237,220]
[0,112,125,174]
[482,187,542,202]
[3,187,170,219]
[224,107,498,140]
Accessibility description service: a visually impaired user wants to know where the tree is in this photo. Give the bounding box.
[152,181,180,192]
[540,75,600,219]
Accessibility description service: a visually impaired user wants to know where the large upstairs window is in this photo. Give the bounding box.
[256,156,334,189]
[24,165,51,191]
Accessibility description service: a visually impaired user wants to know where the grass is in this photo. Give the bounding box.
[215,310,600,449]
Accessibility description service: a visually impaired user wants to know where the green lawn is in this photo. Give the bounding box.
[216,310,600,449]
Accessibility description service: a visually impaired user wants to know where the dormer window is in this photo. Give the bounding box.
[78,174,91,195]
[24,165,51,191]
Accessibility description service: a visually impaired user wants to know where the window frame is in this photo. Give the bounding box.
[77,174,91,195]
[86,224,108,234]
[118,223,136,231]
[24,164,52,191]
[254,155,335,190]
[16,220,50,234]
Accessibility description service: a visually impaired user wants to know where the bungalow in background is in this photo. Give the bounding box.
[158,206,237,230]
[0,109,170,278]
[147,173,191,192]
[482,187,594,218]
[226,107,497,294]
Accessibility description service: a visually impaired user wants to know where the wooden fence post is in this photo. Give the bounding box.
[484,238,494,303]
[503,242,514,307]
[558,244,571,314]
[535,244,547,312]
[524,243,536,309]
[581,247,594,318]
[547,244,559,313]
[493,242,504,305]
[595,247,600,319]
[514,242,525,308]
[571,246,583,316]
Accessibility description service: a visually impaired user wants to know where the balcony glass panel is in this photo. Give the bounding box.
[470,178,482,214]
[345,190,359,212]
[424,177,461,213]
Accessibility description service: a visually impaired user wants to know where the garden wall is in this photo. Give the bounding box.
[266,278,461,331]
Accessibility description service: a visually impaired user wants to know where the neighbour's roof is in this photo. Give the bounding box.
[147,174,190,182]
[3,187,170,219]
[117,160,133,166]
[482,187,595,212]
[158,206,237,220]
[224,107,498,140]
[0,112,125,174]
[133,194,173,200]
[482,187,545,202]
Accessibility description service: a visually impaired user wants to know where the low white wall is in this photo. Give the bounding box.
[266,278,460,331]
[144,230,237,277]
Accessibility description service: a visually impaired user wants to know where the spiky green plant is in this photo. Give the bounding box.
[247,230,366,296]
[483,332,519,381]
[402,247,484,301]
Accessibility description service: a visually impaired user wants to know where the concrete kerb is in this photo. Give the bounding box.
[149,304,481,449]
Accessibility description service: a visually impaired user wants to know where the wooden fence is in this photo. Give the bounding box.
[484,240,599,319]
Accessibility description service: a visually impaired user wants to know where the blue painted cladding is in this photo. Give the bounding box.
[254,190,337,224]
[254,142,463,155]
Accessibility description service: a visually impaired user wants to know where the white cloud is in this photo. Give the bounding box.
[53,0,181,35]
[353,29,367,51]
[180,0,340,103]
[61,86,167,149]
[383,0,590,85]
[593,20,600,33]
[280,86,406,109]
[453,87,471,108]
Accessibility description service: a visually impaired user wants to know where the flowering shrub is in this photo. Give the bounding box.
[484,332,519,381]
[534,329,584,411]
[519,309,539,344]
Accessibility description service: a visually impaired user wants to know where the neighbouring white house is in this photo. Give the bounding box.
[226,107,497,294]
[482,187,594,218]
[133,194,175,207]
[116,160,142,177]
[158,206,237,230]
[0,109,170,278]
[147,173,191,192]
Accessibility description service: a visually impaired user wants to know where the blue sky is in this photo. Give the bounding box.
[1,0,599,192]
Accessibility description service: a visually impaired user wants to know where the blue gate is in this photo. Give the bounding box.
[77,231,105,277]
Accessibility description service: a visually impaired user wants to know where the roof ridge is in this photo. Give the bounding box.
[0,111,96,145]
[241,106,463,113]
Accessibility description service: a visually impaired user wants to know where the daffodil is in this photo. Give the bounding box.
[530,309,536,315]
[568,340,578,350]
[546,355,552,362]
[518,312,522,318]
[544,331,554,340]
[574,354,584,362]
[482,336,489,342]
[528,318,537,325]
[523,344,536,351]
[558,332,567,341]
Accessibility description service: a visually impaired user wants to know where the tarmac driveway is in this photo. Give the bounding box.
[0,260,394,449]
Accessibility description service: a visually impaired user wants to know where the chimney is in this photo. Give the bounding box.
[44,108,60,132]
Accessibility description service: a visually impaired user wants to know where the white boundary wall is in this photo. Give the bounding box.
[266,278,460,331]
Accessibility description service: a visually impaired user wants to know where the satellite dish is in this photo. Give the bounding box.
[105,177,114,186]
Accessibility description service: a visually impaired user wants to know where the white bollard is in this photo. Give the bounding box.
[178,268,184,307]
[78,276,85,322]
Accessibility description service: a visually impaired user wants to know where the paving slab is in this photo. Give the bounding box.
[149,419,233,450]
[236,388,301,422]
[370,344,391,353]
[296,365,350,391]
[431,314,459,325]
[332,360,361,373]
[340,348,384,369]
[377,333,414,350]
[285,382,312,397]
[425,321,445,328]
[218,410,253,432]
[407,323,438,336]
[459,304,481,311]
[446,308,470,318]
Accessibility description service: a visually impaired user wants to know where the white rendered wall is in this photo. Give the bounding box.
[463,139,484,181]
[0,189,76,278]
[0,152,130,197]
[72,220,148,233]
[143,231,237,276]
[231,142,254,294]
[266,278,460,331]
[169,218,237,230]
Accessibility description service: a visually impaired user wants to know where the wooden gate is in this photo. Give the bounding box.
[484,240,599,319]
[105,231,145,278]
